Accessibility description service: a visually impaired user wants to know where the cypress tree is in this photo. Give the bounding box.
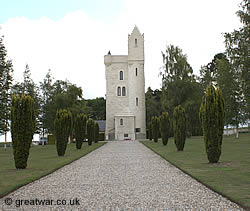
[152,116,160,143]
[11,95,35,169]
[200,84,224,163]
[160,112,170,145]
[173,105,186,151]
[148,122,153,140]
[95,122,99,143]
[87,119,95,145]
[54,109,72,156]
[75,113,87,149]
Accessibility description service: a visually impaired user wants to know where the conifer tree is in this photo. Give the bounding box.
[11,95,35,169]
[75,113,87,149]
[160,112,170,145]
[148,122,153,140]
[200,84,224,163]
[87,119,95,145]
[54,109,72,156]
[94,122,99,143]
[152,116,160,143]
[173,105,186,151]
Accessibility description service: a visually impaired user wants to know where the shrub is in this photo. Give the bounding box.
[11,95,35,169]
[94,122,99,143]
[152,116,160,143]
[54,109,72,156]
[98,132,105,141]
[75,114,87,149]
[87,119,95,145]
[148,122,153,140]
[200,84,224,163]
[173,105,186,151]
[160,112,170,146]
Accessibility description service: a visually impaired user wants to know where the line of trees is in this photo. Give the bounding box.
[0,37,106,142]
[146,0,248,139]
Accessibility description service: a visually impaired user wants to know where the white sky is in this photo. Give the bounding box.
[1,0,242,99]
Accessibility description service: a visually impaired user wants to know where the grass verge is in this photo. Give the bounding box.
[141,134,250,209]
[0,142,106,198]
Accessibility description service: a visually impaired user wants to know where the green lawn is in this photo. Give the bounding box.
[141,133,250,209]
[0,142,106,198]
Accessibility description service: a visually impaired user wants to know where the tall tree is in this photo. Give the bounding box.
[160,44,202,136]
[199,53,225,92]
[216,56,241,133]
[39,69,54,137]
[0,34,14,150]
[224,0,249,125]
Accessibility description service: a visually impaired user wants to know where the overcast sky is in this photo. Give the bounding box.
[0,0,242,99]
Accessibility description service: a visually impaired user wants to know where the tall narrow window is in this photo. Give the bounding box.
[120,71,123,80]
[136,97,138,106]
[122,87,126,96]
[135,38,137,47]
[136,68,138,76]
[117,87,121,96]
[120,119,123,125]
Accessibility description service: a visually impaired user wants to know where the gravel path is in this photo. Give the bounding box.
[0,141,244,210]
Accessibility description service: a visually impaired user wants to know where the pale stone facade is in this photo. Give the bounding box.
[104,26,146,140]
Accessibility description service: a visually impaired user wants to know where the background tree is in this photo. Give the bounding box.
[39,69,54,137]
[216,56,241,136]
[145,87,162,129]
[160,112,170,145]
[45,80,88,135]
[199,53,225,91]
[11,95,35,169]
[224,0,249,125]
[86,97,106,120]
[0,34,13,150]
[94,122,99,143]
[200,85,224,163]
[160,44,202,136]
[151,116,159,143]
[75,113,87,149]
[54,109,72,156]
[200,52,244,137]
[173,105,186,151]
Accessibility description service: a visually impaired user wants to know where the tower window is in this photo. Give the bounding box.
[120,119,123,126]
[136,97,138,106]
[136,68,138,76]
[135,128,140,133]
[120,71,123,80]
[122,87,126,96]
[135,38,137,47]
[117,87,121,96]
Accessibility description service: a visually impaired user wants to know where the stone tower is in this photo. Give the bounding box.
[104,26,146,140]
